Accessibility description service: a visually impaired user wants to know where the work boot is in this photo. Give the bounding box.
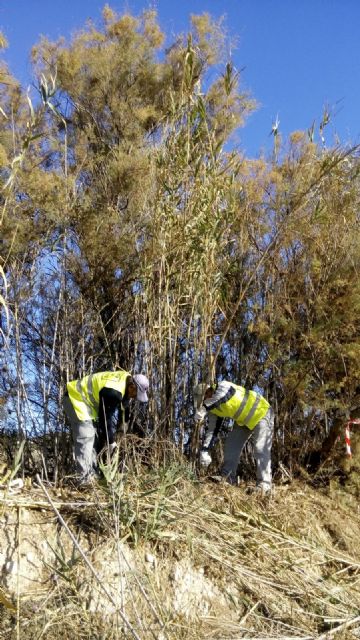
[76,474,98,491]
[209,474,237,486]
[246,483,272,497]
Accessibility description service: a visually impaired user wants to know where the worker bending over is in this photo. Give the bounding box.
[195,380,274,493]
[63,370,149,485]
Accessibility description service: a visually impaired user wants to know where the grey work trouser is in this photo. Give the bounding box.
[63,396,97,480]
[221,408,274,488]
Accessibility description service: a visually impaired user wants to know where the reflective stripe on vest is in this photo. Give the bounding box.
[233,391,262,427]
[76,375,97,413]
[68,370,130,421]
[209,383,270,430]
[243,393,262,426]
[233,390,250,422]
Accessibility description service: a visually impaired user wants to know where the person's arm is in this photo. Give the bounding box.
[197,382,235,467]
[194,404,218,466]
[195,381,235,421]
[203,413,218,448]
[98,387,123,450]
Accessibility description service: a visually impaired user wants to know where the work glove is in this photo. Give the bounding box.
[200,450,212,467]
[195,407,207,423]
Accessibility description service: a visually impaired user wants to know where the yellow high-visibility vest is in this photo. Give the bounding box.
[209,383,270,430]
[67,370,130,421]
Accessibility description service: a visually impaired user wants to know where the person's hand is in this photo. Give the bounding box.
[200,450,212,467]
[195,407,207,422]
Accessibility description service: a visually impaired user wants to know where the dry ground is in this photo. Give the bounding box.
[0,464,359,640]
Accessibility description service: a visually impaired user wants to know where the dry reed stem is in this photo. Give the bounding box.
[1,469,360,639]
[35,474,142,640]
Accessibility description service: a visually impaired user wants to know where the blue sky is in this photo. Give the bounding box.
[0,0,359,157]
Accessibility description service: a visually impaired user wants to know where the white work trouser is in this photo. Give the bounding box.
[63,396,97,481]
[221,408,274,488]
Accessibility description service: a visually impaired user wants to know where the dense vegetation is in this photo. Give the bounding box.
[1,6,360,476]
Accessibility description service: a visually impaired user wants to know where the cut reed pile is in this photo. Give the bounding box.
[0,457,359,640]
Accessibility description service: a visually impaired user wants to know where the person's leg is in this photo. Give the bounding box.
[251,408,274,492]
[63,396,96,481]
[221,424,251,483]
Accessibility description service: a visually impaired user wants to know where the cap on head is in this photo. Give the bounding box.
[133,374,149,402]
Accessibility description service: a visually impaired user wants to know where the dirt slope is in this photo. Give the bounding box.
[0,470,359,639]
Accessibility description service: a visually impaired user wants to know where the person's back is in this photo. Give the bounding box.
[203,381,269,430]
[67,370,131,421]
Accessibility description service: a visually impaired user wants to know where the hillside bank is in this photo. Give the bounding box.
[0,467,360,640]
